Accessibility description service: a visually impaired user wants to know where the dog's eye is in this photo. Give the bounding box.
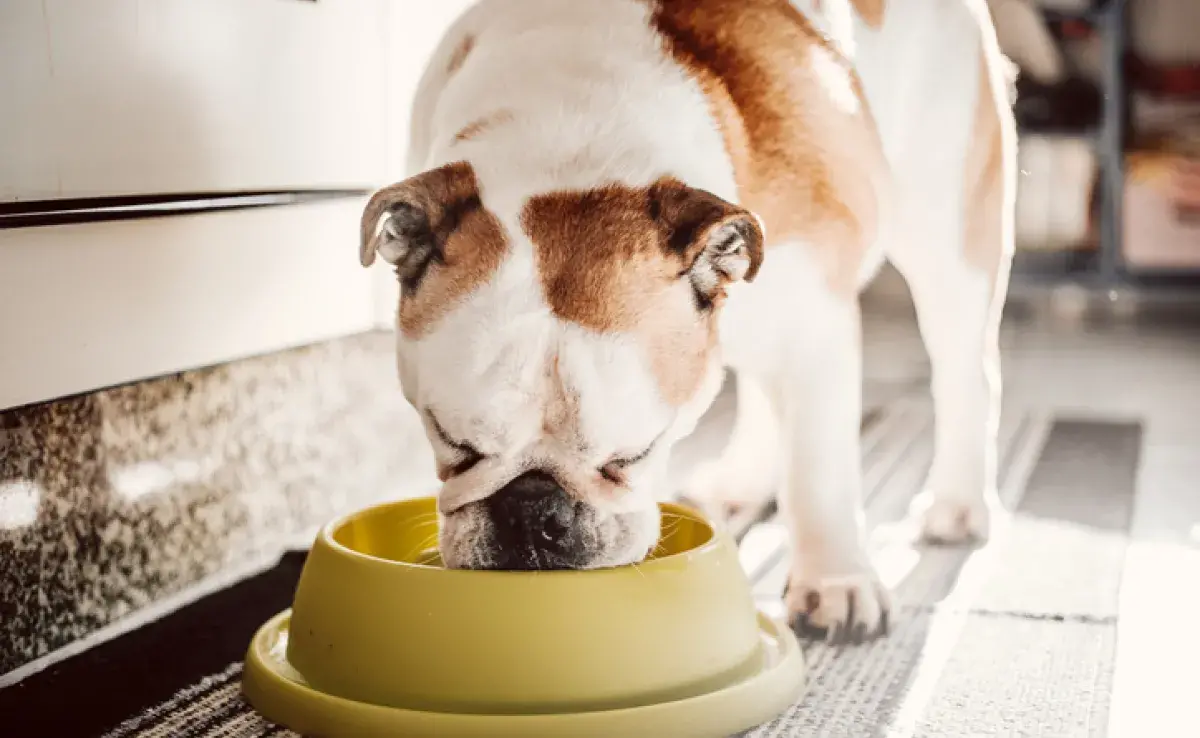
[598,445,653,485]
[598,461,626,485]
[428,412,484,476]
[449,449,483,477]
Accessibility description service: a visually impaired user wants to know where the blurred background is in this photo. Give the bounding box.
[0,1,1197,736]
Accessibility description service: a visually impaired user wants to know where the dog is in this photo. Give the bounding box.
[360,0,1014,642]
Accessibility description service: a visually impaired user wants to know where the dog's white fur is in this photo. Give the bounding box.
[371,0,1014,639]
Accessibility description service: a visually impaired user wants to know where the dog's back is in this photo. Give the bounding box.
[405,0,739,211]
[408,0,1012,290]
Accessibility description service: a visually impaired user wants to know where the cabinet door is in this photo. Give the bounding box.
[0,0,484,409]
[0,198,378,409]
[0,0,388,201]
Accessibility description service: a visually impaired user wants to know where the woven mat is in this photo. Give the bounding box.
[104,415,1141,738]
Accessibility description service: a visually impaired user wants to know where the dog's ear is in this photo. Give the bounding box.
[359,162,481,289]
[649,179,765,305]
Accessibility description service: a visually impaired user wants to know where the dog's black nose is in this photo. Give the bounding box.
[487,471,580,569]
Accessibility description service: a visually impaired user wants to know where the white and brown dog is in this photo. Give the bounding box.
[360,0,1014,642]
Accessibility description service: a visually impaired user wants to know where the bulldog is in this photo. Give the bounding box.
[360,0,1014,642]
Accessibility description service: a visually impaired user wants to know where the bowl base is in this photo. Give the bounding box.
[242,610,804,738]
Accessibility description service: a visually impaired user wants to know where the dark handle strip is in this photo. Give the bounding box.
[0,189,370,230]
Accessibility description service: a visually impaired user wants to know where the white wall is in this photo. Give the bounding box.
[0,0,474,410]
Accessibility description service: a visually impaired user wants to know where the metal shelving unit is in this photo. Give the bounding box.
[1010,0,1200,294]
[1096,0,1127,287]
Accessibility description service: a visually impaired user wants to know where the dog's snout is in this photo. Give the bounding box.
[489,471,575,545]
[486,471,580,568]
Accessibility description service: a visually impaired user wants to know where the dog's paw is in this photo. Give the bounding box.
[785,569,891,645]
[913,493,993,545]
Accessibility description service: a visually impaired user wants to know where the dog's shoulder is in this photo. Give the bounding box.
[646,0,886,292]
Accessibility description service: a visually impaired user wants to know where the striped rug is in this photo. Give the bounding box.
[103,408,1142,738]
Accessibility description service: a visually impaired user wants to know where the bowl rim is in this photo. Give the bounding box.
[316,497,724,579]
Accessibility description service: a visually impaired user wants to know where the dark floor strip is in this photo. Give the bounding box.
[104,664,244,738]
[0,553,306,738]
[114,666,243,738]
[1015,419,1142,531]
[175,690,252,738]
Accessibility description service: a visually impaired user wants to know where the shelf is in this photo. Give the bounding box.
[1120,268,1200,289]
[1008,0,1185,291]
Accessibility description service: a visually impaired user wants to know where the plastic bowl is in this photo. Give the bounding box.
[243,497,804,737]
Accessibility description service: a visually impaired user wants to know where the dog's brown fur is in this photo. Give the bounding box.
[650,0,888,296]
[362,162,510,338]
[446,35,475,75]
[521,178,757,405]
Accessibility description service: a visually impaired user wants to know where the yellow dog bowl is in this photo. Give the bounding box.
[243,497,804,737]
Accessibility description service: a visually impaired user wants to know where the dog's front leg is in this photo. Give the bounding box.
[680,369,781,524]
[774,275,889,644]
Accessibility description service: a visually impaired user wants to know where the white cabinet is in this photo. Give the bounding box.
[0,0,389,201]
[0,199,379,409]
[0,0,477,410]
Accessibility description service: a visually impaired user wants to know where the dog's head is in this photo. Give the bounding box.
[361,161,763,570]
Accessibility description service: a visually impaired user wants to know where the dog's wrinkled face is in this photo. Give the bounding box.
[361,161,763,570]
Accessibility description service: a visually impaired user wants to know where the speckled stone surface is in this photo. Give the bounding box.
[0,331,436,676]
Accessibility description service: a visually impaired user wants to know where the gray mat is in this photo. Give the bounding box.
[749,418,1140,738]
[104,417,1143,738]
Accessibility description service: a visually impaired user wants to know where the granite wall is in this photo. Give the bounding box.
[0,331,436,676]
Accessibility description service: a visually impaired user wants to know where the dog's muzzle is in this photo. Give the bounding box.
[483,470,588,570]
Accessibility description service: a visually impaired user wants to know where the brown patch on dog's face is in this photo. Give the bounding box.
[521,178,762,406]
[650,0,888,296]
[360,162,509,338]
[446,34,475,75]
[453,110,515,145]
